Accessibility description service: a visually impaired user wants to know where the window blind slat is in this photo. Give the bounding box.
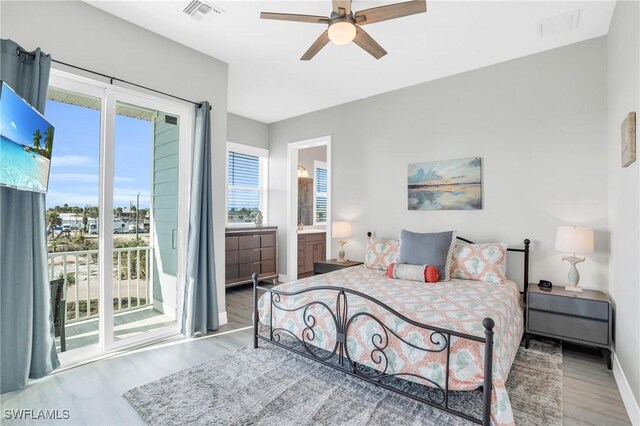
[315,166,327,223]
[228,150,262,223]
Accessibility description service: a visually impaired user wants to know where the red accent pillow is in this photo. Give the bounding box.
[424,265,440,283]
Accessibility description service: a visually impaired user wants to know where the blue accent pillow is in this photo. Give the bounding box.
[398,230,457,281]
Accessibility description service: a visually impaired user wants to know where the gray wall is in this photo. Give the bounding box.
[1,1,230,315]
[269,37,609,292]
[607,0,640,408]
[227,112,269,149]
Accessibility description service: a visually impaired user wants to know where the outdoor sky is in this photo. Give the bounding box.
[44,99,151,209]
[1,82,51,147]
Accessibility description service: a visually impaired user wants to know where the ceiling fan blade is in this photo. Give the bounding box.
[332,0,352,16]
[353,26,387,59]
[301,30,330,61]
[354,0,426,26]
[260,12,330,24]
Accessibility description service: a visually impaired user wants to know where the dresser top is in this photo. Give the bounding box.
[528,284,609,302]
[225,226,277,233]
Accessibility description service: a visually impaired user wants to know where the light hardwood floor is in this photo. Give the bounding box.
[1,284,630,425]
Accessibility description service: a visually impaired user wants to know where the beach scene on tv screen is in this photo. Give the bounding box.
[0,82,54,193]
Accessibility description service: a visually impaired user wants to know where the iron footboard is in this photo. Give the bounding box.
[252,273,495,426]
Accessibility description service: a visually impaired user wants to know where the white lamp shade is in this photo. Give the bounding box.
[332,221,352,239]
[555,226,594,255]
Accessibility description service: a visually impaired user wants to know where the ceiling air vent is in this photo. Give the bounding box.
[182,0,224,22]
[538,10,580,38]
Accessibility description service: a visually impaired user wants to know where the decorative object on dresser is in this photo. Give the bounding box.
[297,231,326,278]
[250,209,264,226]
[525,284,612,369]
[408,157,482,211]
[621,111,636,167]
[314,259,363,274]
[554,225,594,292]
[225,227,277,287]
[332,221,352,263]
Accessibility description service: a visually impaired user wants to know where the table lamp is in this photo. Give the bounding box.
[332,221,352,263]
[555,226,594,292]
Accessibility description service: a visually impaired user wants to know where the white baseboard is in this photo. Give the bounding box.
[218,311,228,326]
[613,351,640,425]
[278,274,289,283]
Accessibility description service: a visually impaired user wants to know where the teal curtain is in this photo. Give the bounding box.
[181,102,218,337]
[0,39,59,393]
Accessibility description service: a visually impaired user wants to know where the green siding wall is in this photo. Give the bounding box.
[152,114,179,309]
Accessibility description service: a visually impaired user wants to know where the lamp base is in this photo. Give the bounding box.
[337,240,348,263]
[564,285,583,293]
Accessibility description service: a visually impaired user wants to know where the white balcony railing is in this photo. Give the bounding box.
[47,246,152,323]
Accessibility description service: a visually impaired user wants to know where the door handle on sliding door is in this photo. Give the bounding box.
[172,229,177,249]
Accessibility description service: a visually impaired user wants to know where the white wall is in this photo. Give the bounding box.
[298,145,327,174]
[269,37,608,292]
[227,112,269,150]
[607,0,640,410]
[0,1,230,316]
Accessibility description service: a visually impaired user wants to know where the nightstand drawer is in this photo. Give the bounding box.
[529,293,608,320]
[528,310,608,345]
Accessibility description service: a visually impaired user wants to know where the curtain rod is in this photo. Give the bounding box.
[16,47,211,110]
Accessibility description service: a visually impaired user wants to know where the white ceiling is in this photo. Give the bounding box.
[86,1,616,123]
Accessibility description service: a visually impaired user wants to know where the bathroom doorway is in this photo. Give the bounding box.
[286,136,332,281]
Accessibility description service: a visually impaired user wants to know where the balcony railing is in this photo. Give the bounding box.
[47,246,152,323]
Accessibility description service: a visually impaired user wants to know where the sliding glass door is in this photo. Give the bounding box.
[110,98,183,345]
[47,70,192,361]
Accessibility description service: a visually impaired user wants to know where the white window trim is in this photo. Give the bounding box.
[313,160,328,226]
[226,142,269,226]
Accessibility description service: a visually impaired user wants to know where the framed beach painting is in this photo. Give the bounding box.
[408,157,482,210]
[621,112,636,168]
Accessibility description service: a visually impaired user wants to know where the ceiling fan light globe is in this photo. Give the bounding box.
[328,21,356,45]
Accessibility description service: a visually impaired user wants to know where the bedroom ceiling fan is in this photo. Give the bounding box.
[260,0,427,61]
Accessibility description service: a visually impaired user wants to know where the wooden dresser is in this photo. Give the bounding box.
[225,227,278,287]
[297,232,326,279]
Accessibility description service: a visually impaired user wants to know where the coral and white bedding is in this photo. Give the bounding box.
[257,265,524,426]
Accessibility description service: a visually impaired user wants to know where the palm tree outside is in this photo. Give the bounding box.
[32,129,42,149]
[44,126,54,158]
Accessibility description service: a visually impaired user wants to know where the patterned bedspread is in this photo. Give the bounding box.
[257,265,524,426]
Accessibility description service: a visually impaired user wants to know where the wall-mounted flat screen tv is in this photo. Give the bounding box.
[0,81,54,193]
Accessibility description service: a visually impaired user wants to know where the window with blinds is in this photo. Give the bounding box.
[315,164,327,224]
[227,150,264,223]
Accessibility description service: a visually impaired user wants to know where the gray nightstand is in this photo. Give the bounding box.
[526,284,612,369]
[313,259,363,274]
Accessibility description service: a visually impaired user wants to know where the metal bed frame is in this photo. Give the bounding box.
[252,236,530,426]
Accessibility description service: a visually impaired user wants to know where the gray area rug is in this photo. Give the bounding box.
[124,338,562,425]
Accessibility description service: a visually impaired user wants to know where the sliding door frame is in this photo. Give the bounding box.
[49,69,193,363]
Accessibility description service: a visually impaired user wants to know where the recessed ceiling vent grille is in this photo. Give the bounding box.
[538,10,580,38]
[182,0,224,22]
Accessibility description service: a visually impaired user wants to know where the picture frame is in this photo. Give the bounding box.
[621,112,636,168]
[407,157,482,210]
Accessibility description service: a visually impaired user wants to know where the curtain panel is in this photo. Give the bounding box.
[0,39,59,393]
[181,101,219,337]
